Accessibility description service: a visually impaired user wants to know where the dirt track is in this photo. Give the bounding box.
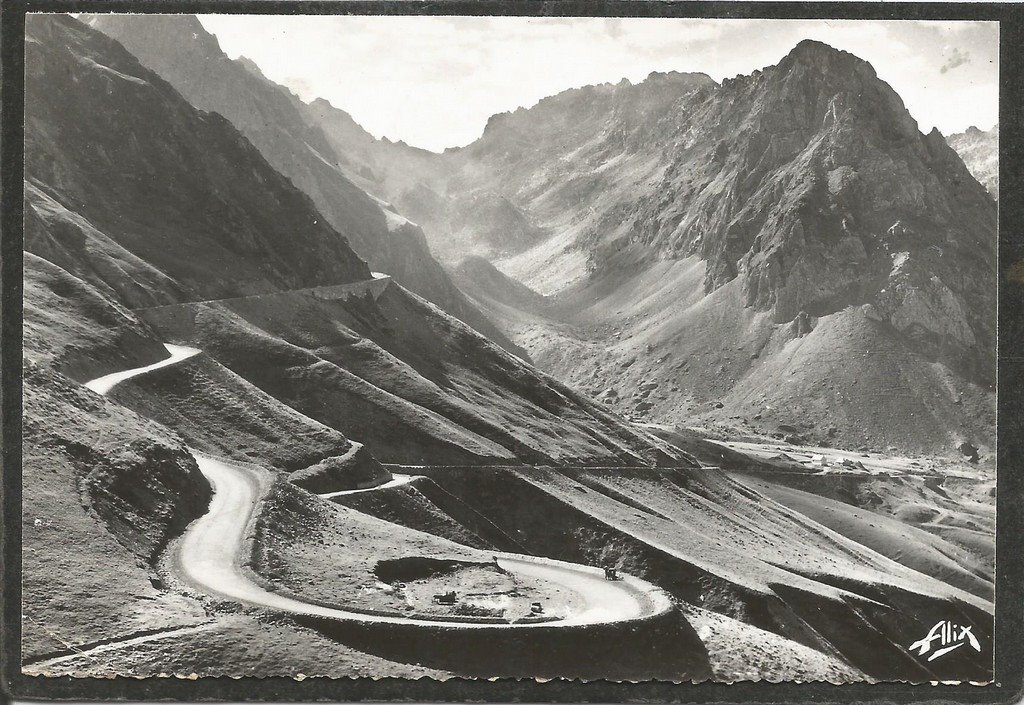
[84,343,200,395]
[318,473,418,498]
[86,346,672,632]
[180,453,666,628]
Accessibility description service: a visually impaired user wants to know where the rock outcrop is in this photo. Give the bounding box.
[289,442,389,494]
[422,40,996,454]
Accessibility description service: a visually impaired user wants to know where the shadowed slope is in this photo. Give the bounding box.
[88,13,527,360]
[25,16,370,306]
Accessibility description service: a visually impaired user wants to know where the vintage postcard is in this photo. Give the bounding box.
[5,2,1017,698]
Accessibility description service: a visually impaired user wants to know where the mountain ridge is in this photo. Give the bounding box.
[311,36,996,456]
[26,15,372,307]
[21,17,995,681]
[87,13,528,360]
[947,123,998,200]
[27,14,694,470]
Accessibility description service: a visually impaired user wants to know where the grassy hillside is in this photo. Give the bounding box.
[26,15,370,307]
[351,463,993,681]
[23,255,211,661]
[22,255,435,677]
[135,279,693,467]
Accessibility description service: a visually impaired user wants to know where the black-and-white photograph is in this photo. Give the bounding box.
[18,10,997,684]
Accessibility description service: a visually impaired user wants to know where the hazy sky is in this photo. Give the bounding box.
[198,16,999,152]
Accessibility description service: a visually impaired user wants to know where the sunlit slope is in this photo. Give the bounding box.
[461,251,994,456]
[137,279,693,467]
[735,474,992,600]
[358,463,992,681]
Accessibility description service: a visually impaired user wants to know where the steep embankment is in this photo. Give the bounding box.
[22,361,213,663]
[196,458,672,631]
[21,252,407,672]
[105,349,388,487]
[22,257,449,681]
[354,463,992,682]
[87,13,526,359]
[57,347,700,681]
[21,277,443,678]
[246,471,708,680]
[22,253,212,663]
[25,17,370,307]
[132,277,691,467]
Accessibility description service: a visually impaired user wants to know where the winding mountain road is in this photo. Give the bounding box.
[84,343,200,395]
[84,344,672,631]
[318,472,418,499]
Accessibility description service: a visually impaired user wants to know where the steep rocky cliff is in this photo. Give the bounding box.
[433,41,997,455]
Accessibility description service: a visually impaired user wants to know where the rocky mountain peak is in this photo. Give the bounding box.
[443,37,995,385]
[301,96,375,142]
[236,55,266,78]
[307,96,346,115]
[947,123,998,200]
[731,37,919,142]
[773,39,884,93]
[469,69,715,159]
[781,38,864,69]
[683,41,995,381]
[641,69,717,93]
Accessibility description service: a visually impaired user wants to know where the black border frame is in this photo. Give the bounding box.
[2,1,1022,702]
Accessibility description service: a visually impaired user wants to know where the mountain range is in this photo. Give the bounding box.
[22,14,996,682]
[272,39,997,458]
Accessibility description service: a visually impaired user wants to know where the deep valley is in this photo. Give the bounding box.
[20,14,997,684]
